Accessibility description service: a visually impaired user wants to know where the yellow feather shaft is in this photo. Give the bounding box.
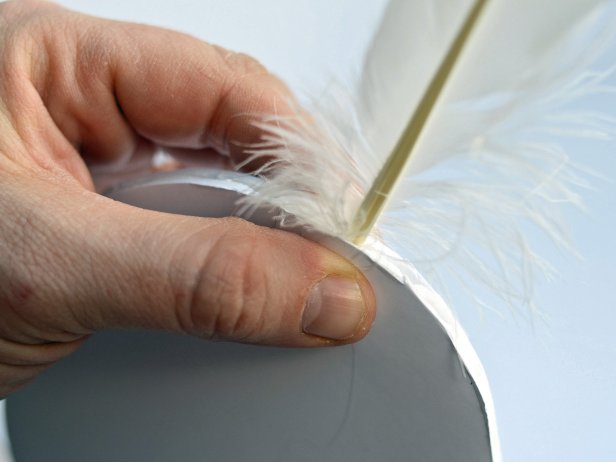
[350,0,490,244]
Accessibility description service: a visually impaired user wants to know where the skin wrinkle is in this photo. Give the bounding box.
[0,86,26,165]
[29,15,128,173]
[213,74,262,156]
[169,221,254,337]
[198,63,236,153]
[90,23,142,161]
[82,208,152,330]
[113,212,207,333]
[206,46,292,158]
[224,230,268,341]
[111,25,225,147]
[183,220,278,342]
[113,213,188,330]
[173,229,224,336]
[38,21,84,153]
[201,232,252,338]
[2,32,91,185]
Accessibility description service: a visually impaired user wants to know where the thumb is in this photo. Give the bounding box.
[14,179,375,347]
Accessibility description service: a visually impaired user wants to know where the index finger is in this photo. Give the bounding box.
[111,23,297,163]
[14,4,297,166]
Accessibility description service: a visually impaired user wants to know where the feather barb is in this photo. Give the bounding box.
[350,0,490,244]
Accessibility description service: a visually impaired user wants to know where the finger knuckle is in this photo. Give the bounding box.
[0,0,60,79]
[176,219,270,341]
[219,49,268,76]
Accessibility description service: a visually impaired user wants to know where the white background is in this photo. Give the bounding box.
[1,1,615,461]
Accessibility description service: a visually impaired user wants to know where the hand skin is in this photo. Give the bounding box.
[0,0,375,399]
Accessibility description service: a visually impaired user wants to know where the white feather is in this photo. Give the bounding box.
[238,0,616,317]
[356,0,474,161]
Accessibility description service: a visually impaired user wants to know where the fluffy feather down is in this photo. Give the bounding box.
[238,0,616,317]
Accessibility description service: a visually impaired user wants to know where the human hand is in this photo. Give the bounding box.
[0,0,375,398]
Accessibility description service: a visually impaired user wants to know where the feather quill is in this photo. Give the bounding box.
[238,0,616,317]
[350,0,489,242]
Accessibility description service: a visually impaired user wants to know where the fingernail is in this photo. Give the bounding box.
[302,277,366,340]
